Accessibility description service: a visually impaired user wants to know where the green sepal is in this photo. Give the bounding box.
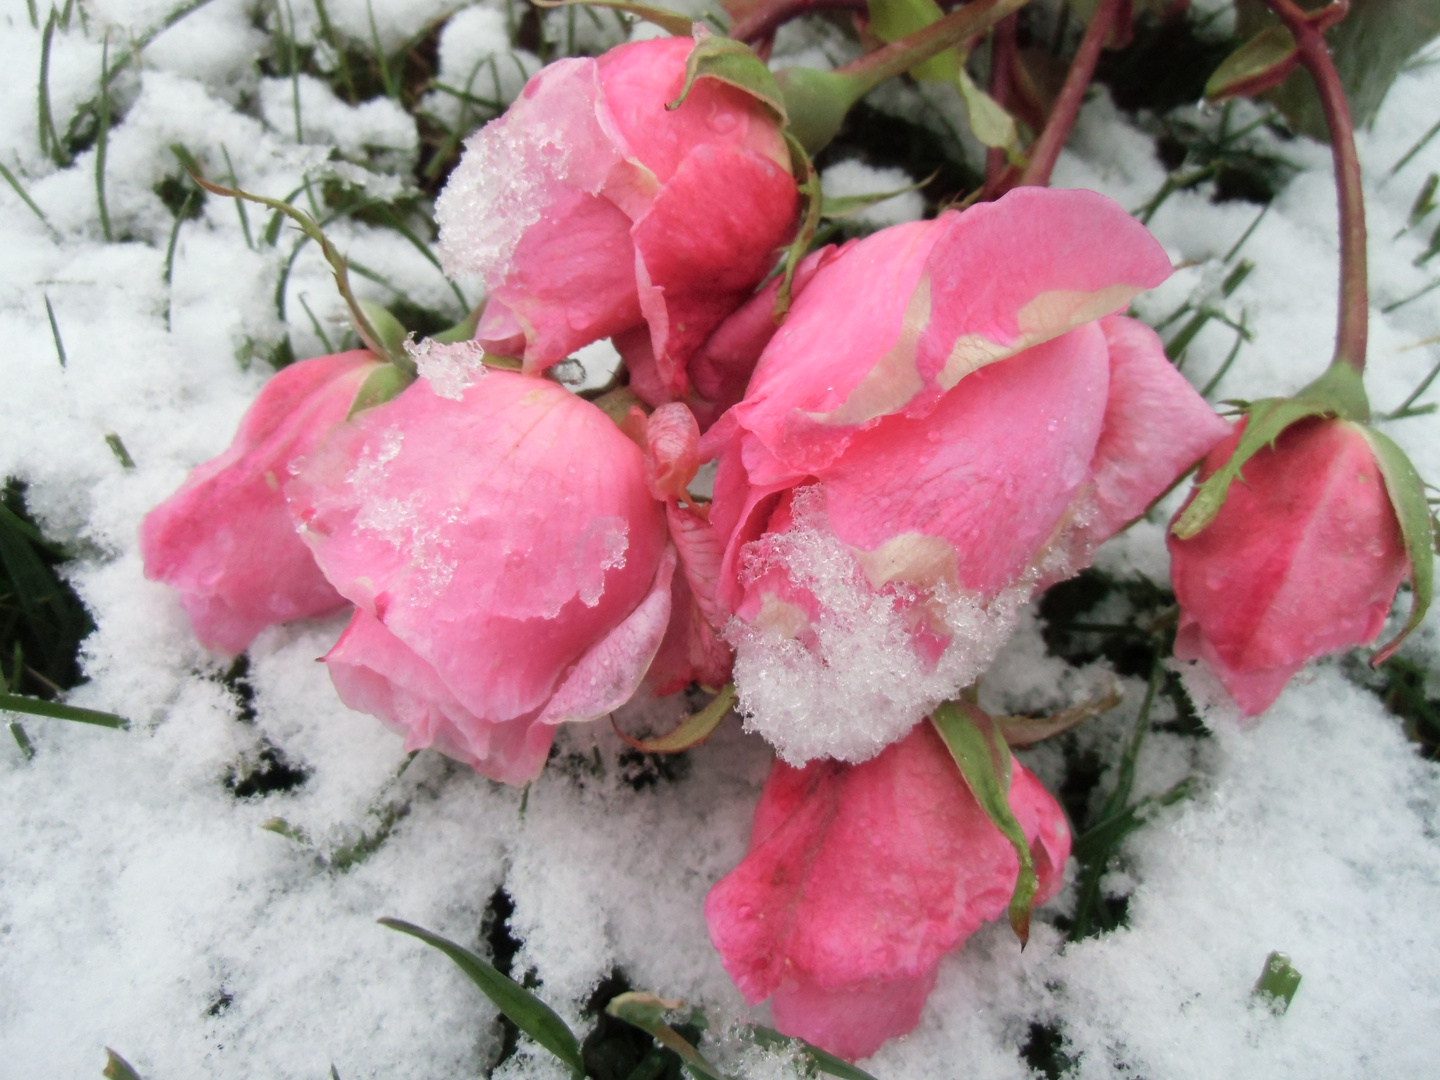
[669,31,786,125]
[358,300,407,359]
[821,171,934,220]
[1252,951,1302,1013]
[379,918,586,1078]
[773,67,866,157]
[431,305,484,345]
[747,1025,880,1080]
[530,0,694,36]
[867,0,957,83]
[605,992,730,1080]
[611,684,734,753]
[1355,424,1435,663]
[347,362,414,419]
[1204,24,1298,101]
[774,131,823,320]
[929,700,1038,945]
[1172,363,1372,541]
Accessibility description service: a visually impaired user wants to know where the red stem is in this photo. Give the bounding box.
[1262,0,1366,373]
[835,0,1030,94]
[730,0,868,44]
[1014,0,1121,189]
[984,14,1017,196]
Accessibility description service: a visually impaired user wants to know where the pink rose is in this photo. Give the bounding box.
[702,188,1229,764]
[436,36,798,400]
[1169,417,1409,715]
[140,350,379,654]
[705,721,1071,1061]
[286,371,673,785]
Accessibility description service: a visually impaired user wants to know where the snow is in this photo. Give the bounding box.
[1,4,1439,1079]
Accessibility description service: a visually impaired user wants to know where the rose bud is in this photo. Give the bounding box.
[705,721,1070,1062]
[140,350,380,654]
[436,35,798,402]
[286,371,673,785]
[1168,417,1411,715]
[702,188,1229,765]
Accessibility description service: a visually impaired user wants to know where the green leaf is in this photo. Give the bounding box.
[929,700,1037,944]
[347,362,414,419]
[1355,425,1434,663]
[612,684,734,752]
[866,0,958,83]
[669,31,786,125]
[775,131,823,320]
[1170,398,1332,540]
[747,1025,879,1080]
[605,992,731,1080]
[379,917,585,1077]
[531,0,694,37]
[0,692,129,728]
[1204,24,1297,101]
[1252,951,1302,1012]
[955,66,1020,154]
[102,1048,144,1080]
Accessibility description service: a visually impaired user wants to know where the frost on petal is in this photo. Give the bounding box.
[435,57,632,284]
[288,372,666,724]
[406,337,487,401]
[728,488,1030,765]
[536,546,675,725]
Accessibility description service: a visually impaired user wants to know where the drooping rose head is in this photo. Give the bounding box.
[705,721,1071,1061]
[436,35,798,402]
[1169,416,1409,715]
[703,188,1229,765]
[140,350,380,654]
[286,371,673,785]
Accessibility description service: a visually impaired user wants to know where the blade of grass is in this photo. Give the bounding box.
[1381,277,1440,314]
[219,145,254,249]
[367,204,469,310]
[163,188,196,329]
[312,0,356,102]
[105,433,136,468]
[95,35,113,242]
[379,918,585,1077]
[0,693,128,728]
[38,9,69,166]
[297,292,337,353]
[103,1048,144,1080]
[44,294,67,367]
[0,162,60,237]
[9,720,36,759]
[26,0,37,28]
[1391,115,1440,177]
[1223,204,1269,263]
[1201,312,1248,398]
[366,0,399,99]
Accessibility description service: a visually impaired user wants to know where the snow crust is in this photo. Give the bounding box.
[1,4,1438,1078]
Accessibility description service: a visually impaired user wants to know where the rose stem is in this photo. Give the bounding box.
[984,14,1018,197]
[1261,0,1367,373]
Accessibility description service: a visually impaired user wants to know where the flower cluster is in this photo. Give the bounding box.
[139,24,1423,1065]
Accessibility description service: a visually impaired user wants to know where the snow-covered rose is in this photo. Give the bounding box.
[1169,417,1410,715]
[436,35,798,401]
[702,188,1230,765]
[286,372,673,785]
[140,350,379,654]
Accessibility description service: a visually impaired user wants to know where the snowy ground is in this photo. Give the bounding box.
[2,1,1440,1077]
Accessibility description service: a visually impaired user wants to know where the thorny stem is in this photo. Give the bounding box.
[1262,0,1367,373]
[1015,0,1122,189]
[984,14,1018,197]
[834,0,1032,96]
[729,0,866,45]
